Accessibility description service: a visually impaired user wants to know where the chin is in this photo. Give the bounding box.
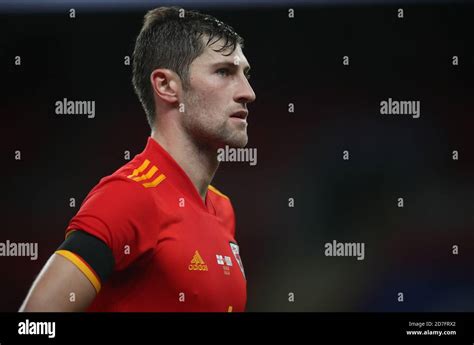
[225,133,248,148]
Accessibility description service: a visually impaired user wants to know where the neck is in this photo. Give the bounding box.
[151,126,219,203]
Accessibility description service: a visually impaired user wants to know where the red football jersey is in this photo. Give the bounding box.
[64,137,246,312]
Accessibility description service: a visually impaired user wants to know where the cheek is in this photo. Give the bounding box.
[192,72,230,97]
[193,87,226,114]
[188,77,230,120]
[197,84,221,101]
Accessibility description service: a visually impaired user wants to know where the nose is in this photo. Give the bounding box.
[235,75,256,105]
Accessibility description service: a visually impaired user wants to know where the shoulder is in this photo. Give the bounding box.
[208,185,236,236]
[84,156,166,207]
[208,184,235,216]
[208,185,230,201]
[114,156,167,189]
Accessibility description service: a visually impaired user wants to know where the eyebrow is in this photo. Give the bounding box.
[211,61,251,74]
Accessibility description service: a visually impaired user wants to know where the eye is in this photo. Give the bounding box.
[216,68,230,77]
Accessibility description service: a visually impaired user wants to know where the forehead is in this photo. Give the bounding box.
[192,40,249,68]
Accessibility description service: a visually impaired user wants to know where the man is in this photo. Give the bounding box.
[19,6,255,312]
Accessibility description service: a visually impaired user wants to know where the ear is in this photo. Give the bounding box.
[150,69,181,104]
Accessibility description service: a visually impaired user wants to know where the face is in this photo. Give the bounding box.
[180,40,256,150]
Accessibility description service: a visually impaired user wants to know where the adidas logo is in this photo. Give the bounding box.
[188,250,208,271]
[127,159,166,188]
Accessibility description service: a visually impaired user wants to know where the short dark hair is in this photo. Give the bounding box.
[132,7,244,129]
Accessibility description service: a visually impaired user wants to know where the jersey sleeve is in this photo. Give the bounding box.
[66,176,158,271]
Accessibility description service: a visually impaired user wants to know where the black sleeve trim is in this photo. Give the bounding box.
[57,230,115,284]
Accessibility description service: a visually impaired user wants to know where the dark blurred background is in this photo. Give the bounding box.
[1,1,473,312]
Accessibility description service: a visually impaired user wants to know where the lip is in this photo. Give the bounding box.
[230,110,248,120]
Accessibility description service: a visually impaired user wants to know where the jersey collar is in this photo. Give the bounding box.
[143,136,213,213]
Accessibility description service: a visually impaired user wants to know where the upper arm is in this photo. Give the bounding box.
[19,253,97,312]
[19,230,115,312]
